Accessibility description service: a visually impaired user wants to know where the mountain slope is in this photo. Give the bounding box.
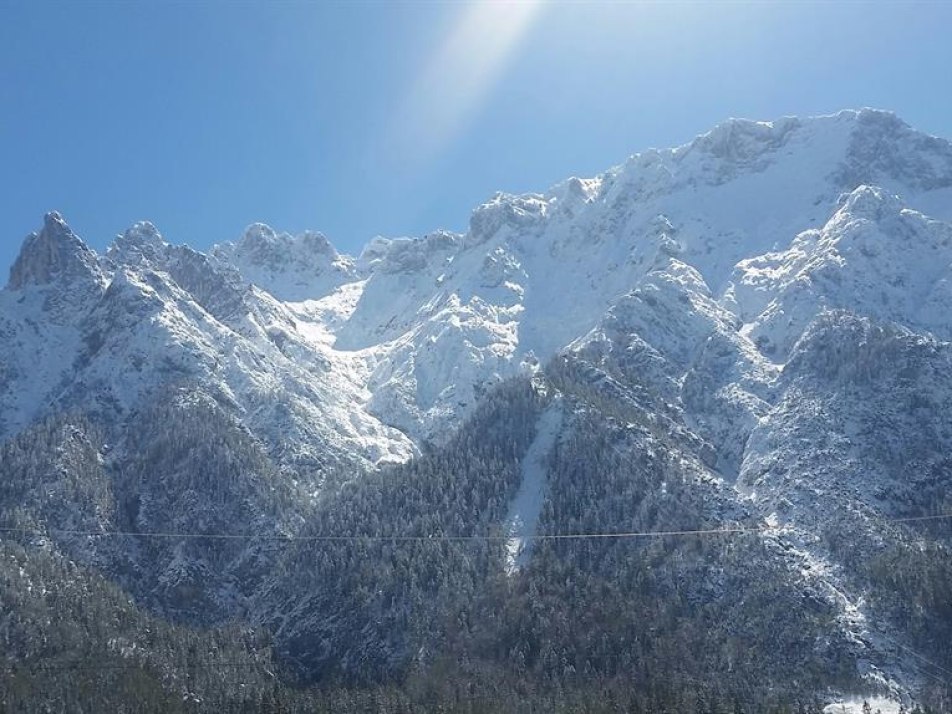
[2,108,952,710]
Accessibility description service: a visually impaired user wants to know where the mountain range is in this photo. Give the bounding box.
[2,108,951,712]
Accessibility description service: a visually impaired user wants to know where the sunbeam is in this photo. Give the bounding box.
[387,0,544,169]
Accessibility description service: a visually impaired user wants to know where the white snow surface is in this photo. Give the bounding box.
[504,401,563,574]
[823,697,902,714]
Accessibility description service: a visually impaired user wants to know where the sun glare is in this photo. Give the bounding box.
[389,0,544,168]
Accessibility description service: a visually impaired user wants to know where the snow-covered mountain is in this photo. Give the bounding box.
[5,109,952,457]
[3,108,952,709]
[1,214,414,474]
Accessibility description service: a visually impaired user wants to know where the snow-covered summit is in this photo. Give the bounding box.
[211,223,358,302]
[106,220,169,267]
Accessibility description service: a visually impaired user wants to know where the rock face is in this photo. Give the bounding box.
[2,109,952,709]
[7,212,104,291]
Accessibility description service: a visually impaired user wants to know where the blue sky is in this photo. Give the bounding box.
[3,1,952,275]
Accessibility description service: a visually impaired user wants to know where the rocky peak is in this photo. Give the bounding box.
[7,212,104,291]
[467,192,549,247]
[687,115,802,163]
[228,223,339,267]
[106,221,169,268]
[838,108,952,192]
[210,223,359,302]
[296,230,335,257]
[238,222,280,252]
[833,184,905,224]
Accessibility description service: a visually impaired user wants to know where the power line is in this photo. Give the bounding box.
[0,523,782,542]
[888,513,952,524]
[877,631,952,687]
[0,513,949,543]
